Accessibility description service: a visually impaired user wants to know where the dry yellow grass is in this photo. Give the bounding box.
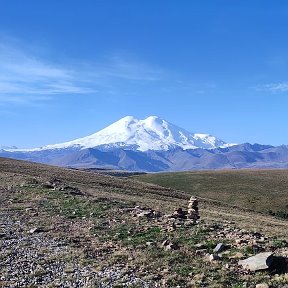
[0,157,287,238]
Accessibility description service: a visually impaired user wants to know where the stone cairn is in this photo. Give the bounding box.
[187,196,200,223]
[171,207,187,219]
[170,196,200,224]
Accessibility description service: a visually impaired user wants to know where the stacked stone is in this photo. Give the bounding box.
[187,196,200,223]
[171,207,187,219]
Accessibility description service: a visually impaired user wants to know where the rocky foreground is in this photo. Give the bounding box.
[0,176,287,288]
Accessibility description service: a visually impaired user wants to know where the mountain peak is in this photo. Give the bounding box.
[145,115,159,120]
[144,115,162,122]
[12,116,234,152]
[118,115,138,122]
[142,115,165,127]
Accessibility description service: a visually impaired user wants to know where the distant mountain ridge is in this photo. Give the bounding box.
[1,116,288,172]
[0,145,18,150]
[1,143,288,172]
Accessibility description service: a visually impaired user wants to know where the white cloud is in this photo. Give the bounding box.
[0,43,95,104]
[0,42,163,106]
[257,82,288,92]
[1,39,216,109]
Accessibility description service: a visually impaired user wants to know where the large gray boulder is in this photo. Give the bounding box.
[238,252,273,271]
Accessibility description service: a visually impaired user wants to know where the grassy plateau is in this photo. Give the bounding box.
[134,169,288,219]
[0,158,287,287]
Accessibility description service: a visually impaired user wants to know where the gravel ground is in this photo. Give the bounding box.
[0,211,152,288]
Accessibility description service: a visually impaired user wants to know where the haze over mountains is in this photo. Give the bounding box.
[1,116,288,171]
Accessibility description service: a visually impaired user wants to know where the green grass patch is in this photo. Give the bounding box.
[134,170,288,217]
[17,184,130,220]
[129,226,161,245]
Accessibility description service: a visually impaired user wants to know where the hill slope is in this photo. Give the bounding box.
[134,169,288,218]
[0,157,287,287]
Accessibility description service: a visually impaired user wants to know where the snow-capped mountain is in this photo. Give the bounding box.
[2,117,288,171]
[0,145,18,150]
[13,116,233,152]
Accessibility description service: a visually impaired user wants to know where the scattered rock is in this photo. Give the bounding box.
[213,243,228,253]
[229,252,244,259]
[166,221,176,232]
[269,255,288,274]
[195,249,207,255]
[252,232,263,239]
[249,244,265,254]
[137,211,153,218]
[194,243,206,249]
[208,254,220,261]
[64,266,75,274]
[129,206,161,220]
[235,238,246,245]
[29,227,45,234]
[238,252,273,271]
[136,211,147,218]
[193,273,205,283]
[171,208,187,219]
[166,243,179,251]
[255,283,269,288]
[42,181,55,189]
[59,185,83,195]
[161,239,179,251]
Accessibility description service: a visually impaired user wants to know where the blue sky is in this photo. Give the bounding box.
[1,0,288,148]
